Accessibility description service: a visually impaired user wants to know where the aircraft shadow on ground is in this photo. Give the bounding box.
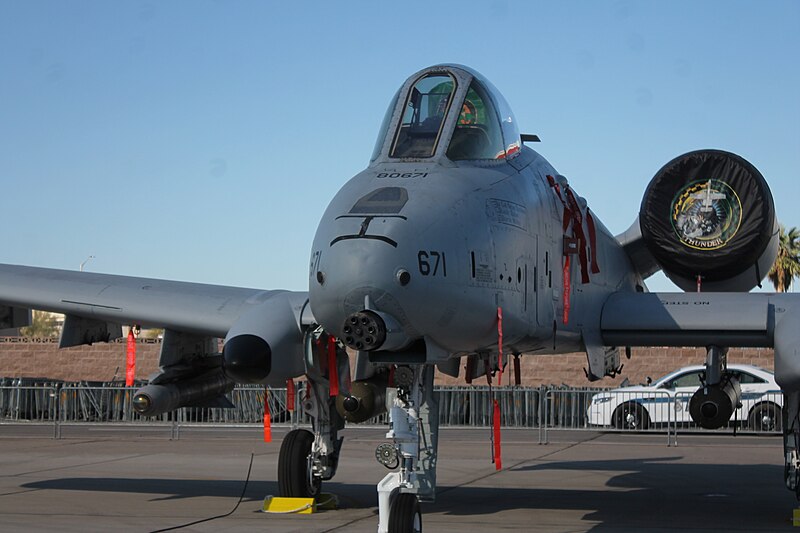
[20,477,379,506]
[21,478,280,502]
[20,458,793,530]
[433,458,791,530]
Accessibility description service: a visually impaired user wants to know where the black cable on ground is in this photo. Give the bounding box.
[150,452,254,533]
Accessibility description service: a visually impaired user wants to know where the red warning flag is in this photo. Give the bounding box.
[564,187,590,284]
[327,336,339,397]
[286,379,296,412]
[497,307,504,386]
[263,390,272,443]
[125,329,136,386]
[493,399,502,470]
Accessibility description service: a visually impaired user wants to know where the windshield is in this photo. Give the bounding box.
[371,89,401,162]
[390,74,456,158]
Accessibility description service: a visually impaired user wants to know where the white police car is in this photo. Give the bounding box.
[587,364,782,431]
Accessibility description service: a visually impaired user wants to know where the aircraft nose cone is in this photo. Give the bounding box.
[310,229,412,337]
[223,334,272,383]
[309,179,462,350]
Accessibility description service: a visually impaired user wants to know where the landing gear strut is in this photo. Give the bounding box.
[377,364,438,533]
[277,326,347,498]
[783,391,800,498]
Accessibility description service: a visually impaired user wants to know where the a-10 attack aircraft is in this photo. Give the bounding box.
[1,64,799,532]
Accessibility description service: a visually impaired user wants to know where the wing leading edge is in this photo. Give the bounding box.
[0,263,307,339]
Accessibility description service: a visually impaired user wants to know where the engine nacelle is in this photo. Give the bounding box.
[689,374,742,429]
[132,370,234,417]
[222,292,309,386]
[335,375,389,423]
[639,150,778,291]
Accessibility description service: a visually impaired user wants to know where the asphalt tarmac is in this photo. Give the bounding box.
[0,424,796,532]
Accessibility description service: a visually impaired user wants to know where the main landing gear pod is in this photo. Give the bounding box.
[688,345,742,430]
[689,374,742,429]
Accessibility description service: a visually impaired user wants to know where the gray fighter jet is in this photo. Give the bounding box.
[1,64,799,533]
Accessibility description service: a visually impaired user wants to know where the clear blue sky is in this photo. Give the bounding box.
[1,1,798,292]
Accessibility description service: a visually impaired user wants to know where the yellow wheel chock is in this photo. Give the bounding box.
[262,493,338,514]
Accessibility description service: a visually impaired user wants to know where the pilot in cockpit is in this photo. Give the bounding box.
[446,85,505,160]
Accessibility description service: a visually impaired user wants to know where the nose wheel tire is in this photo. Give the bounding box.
[389,493,422,533]
[278,429,321,498]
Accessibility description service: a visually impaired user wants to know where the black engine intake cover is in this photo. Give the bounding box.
[640,149,776,291]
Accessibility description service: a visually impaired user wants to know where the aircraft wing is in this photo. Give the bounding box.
[0,263,304,339]
[600,291,800,390]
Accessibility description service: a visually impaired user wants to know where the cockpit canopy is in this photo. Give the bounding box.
[371,65,521,163]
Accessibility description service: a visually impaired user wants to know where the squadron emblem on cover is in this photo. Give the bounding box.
[671,179,742,250]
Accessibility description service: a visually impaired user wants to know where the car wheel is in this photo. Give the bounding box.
[747,402,782,432]
[612,402,650,430]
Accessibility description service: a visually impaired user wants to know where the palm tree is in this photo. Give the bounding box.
[768,225,800,292]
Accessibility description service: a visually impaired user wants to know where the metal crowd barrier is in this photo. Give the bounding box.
[0,385,58,420]
[0,384,59,438]
[542,388,676,446]
[437,386,542,427]
[0,382,782,444]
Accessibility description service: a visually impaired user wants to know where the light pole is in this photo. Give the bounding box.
[79,255,95,272]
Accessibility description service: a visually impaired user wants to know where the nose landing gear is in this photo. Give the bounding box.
[376,364,438,533]
[279,324,439,532]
